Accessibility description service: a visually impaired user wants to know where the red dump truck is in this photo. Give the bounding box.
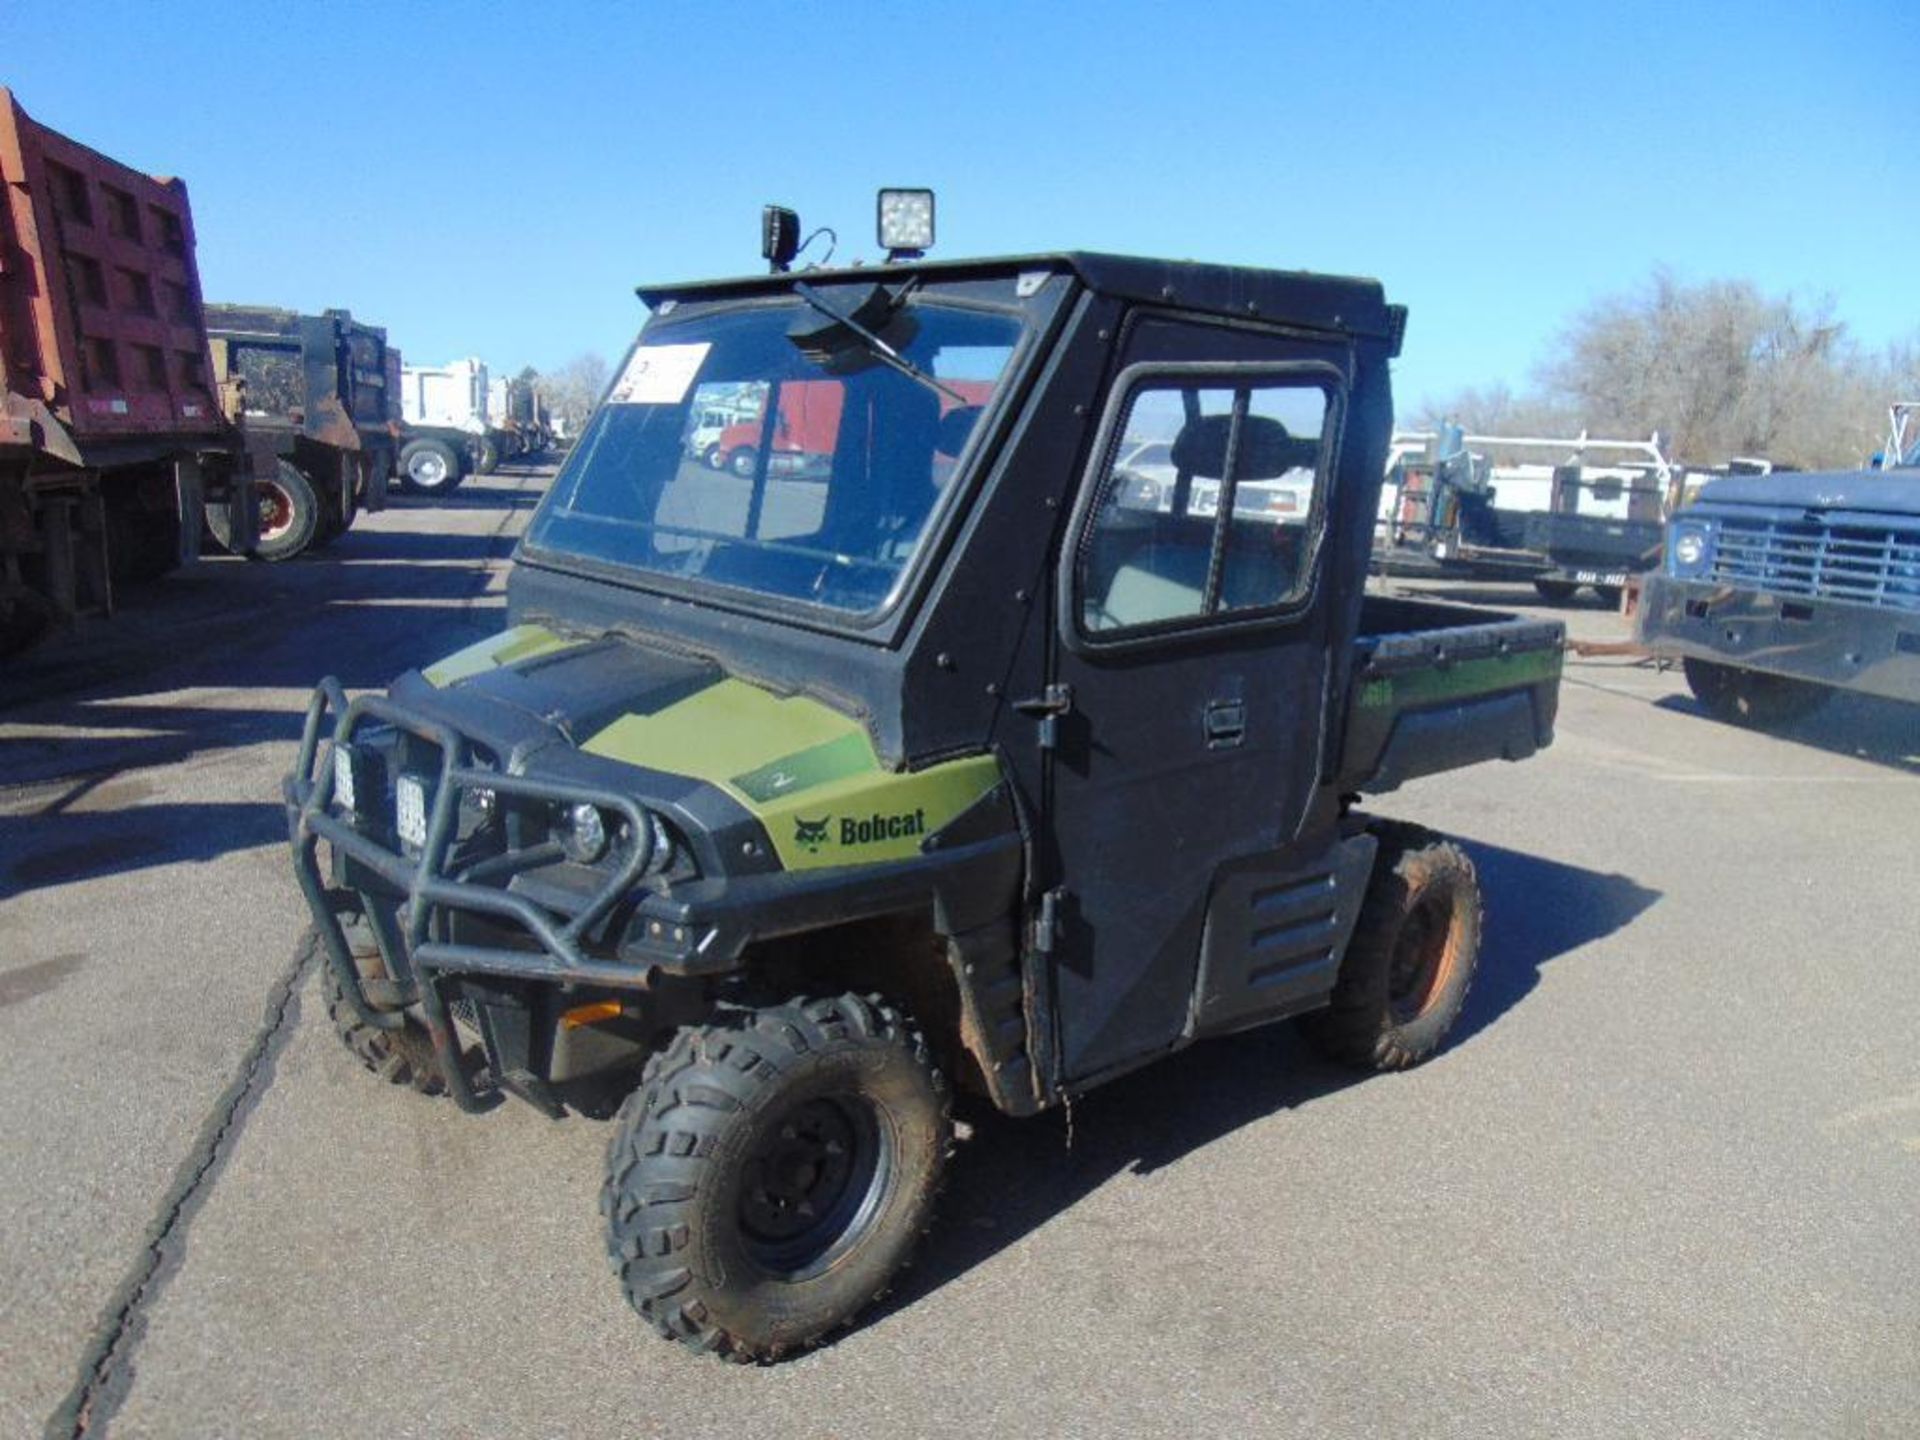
[0,87,259,657]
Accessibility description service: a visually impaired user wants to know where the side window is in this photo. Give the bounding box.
[1078,376,1329,635]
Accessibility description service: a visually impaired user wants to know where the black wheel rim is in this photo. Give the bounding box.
[738,1094,890,1280]
[1388,894,1453,1024]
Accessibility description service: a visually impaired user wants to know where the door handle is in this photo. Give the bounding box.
[1204,699,1246,748]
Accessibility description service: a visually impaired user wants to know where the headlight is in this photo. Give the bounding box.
[1670,524,1713,576]
[555,803,677,874]
[332,745,356,812]
[561,803,608,864]
[395,774,431,849]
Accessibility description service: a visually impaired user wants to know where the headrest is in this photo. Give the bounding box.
[1170,413,1317,480]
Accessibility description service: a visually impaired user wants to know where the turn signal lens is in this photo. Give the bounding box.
[561,1000,623,1030]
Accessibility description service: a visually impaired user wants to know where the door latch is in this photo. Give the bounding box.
[1031,886,1068,956]
[1015,682,1074,750]
[1204,698,1247,749]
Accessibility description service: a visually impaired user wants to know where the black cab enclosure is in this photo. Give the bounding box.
[283,245,1562,1359]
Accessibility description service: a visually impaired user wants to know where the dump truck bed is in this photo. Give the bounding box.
[0,87,222,458]
[1336,595,1564,794]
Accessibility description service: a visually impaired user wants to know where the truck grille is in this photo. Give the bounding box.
[1711,513,1920,613]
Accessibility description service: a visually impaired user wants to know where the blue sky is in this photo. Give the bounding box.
[10,0,1912,416]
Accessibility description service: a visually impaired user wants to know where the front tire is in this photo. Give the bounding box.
[1303,822,1482,1071]
[1682,657,1828,729]
[1532,578,1578,603]
[311,924,448,1097]
[398,439,464,496]
[601,993,949,1362]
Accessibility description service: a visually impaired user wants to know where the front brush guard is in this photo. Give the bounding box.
[284,676,661,1111]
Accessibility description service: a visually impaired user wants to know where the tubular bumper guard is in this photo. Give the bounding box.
[284,677,662,1111]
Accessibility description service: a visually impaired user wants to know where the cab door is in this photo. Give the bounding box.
[1041,315,1351,1083]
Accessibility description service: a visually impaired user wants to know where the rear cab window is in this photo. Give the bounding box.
[1076,371,1333,638]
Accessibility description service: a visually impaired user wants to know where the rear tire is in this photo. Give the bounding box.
[1302,822,1482,1071]
[1682,657,1829,729]
[475,438,501,475]
[308,464,360,549]
[207,458,318,561]
[1531,578,1578,603]
[601,993,949,1362]
[0,598,50,658]
[398,439,464,496]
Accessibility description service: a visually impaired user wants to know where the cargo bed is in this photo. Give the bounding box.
[1337,595,1564,794]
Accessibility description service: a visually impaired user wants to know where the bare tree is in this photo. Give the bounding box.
[1419,270,1916,468]
[535,352,609,433]
[1410,382,1580,438]
[1536,270,1907,467]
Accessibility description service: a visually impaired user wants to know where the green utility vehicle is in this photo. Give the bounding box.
[285,196,1564,1360]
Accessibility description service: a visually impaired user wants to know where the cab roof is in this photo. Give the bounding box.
[637,251,1405,356]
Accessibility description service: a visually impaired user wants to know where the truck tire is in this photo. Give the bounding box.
[1682,657,1829,729]
[476,437,501,475]
[308,463,359,549]
[1531,579,1578,603]
[398,439,464,496]
[703,443,723,470]
[0,598,50,658]
[601,993,950,1362]
[206,458,319,561]
[1302,822,1482,1071]
[313,924,448,1098]
[727,447,757,478]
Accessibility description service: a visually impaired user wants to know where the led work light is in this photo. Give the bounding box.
[877,188,935,258]
[762,205,801,273]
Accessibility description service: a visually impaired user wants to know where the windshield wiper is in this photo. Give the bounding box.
[792,281,968,407]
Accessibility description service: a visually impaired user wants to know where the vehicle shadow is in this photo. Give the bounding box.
[1449,839,1660,1046]
[1652,691,1920,774]
[0,796,287,901]
[859,839,1660,1337]
[386,488,546,513]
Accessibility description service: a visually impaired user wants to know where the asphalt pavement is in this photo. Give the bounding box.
[1,474,1915,1439]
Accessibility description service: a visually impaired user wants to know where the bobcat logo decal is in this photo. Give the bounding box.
[793,815,831,853]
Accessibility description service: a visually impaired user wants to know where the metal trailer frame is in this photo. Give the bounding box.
[1376,429,1674,588]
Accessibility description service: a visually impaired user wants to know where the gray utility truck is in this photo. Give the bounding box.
[1640,402,1920,725]
[203,305,395,559]
[285,197,1565,1361]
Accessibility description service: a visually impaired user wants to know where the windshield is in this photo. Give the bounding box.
[524,295,1024,616]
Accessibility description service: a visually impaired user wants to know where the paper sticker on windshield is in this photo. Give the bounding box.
[608,343,710,405]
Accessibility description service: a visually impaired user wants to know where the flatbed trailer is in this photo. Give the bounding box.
[1377,430,1672,603]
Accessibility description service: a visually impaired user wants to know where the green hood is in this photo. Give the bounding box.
[419,625,1001,872]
